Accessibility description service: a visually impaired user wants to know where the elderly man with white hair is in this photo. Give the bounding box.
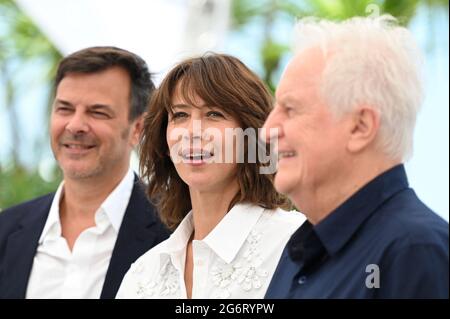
[263,15,449,298]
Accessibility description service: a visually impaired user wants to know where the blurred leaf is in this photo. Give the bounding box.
[231,0,265,28]
[383,0,421,25]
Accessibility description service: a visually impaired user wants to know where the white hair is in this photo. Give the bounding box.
[293,15,424,160]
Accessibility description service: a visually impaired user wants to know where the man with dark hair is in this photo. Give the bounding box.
[0,46,170,299]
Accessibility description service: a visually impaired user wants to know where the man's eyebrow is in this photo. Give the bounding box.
[54,99,74,107]
[54,100,116,115]
[277,95,303,107]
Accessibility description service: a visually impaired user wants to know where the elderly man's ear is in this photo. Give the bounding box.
[347,106,380,153]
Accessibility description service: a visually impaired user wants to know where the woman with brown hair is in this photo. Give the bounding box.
[117,53,305,299]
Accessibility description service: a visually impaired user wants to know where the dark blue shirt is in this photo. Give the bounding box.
[265,165,449,299]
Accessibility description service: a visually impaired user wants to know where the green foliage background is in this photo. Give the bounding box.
[0,0,61,210]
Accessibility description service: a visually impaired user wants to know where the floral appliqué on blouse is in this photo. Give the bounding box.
[132,258,180,298]
[211,229,269,298]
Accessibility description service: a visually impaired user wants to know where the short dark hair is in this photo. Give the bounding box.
[55,46,155,121]
[140,53,290,229]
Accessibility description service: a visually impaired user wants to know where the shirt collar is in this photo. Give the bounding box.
[287,220,327,274]
[314,164,409,256]
[203,203,264,264]
[39,182,65,244]
[38,168,135,244]
[163,211,195,255]
[161,203,264,264]
[159,211,194,271]
[99,167,135,232]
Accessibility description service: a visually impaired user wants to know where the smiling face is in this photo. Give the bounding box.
[263,48,351,203]
[166,86,241,194]
[50,66,141,181]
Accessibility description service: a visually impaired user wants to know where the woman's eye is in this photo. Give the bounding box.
[171,112,188,120]
[206,111,224,118]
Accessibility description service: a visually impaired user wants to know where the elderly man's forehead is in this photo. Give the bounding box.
[291,47,328,73]
[276,47,326,96]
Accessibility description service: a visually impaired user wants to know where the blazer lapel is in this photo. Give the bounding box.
[100,177,168,299]
[1,196,52,298]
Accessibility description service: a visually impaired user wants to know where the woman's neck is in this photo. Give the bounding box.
[189,180,240,240]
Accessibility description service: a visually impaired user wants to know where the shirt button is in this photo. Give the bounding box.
[298,276,307,285]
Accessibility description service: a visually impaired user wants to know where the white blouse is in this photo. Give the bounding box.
[116,203,305,299]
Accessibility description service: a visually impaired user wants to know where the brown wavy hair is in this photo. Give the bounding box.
[140,53,290,230]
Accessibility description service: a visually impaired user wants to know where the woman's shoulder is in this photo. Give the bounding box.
[116,238,173,298]
[131,236,172,270]
[249,206,306,241]
[262,207,307,226]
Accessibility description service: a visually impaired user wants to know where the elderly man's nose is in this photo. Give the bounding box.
[263,109,283,142]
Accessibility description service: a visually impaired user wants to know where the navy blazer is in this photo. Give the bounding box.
[0,176,170,299]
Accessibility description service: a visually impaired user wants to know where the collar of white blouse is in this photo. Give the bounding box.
[159,203,265,270]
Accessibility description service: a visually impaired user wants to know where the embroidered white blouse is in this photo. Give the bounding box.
[116,203,305,299]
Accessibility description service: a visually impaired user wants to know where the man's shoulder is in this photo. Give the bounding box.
[0,193,54,223]
[372,188,448,247]
[129,181,153,208]
[372,189,449,298]
[125,180,161,222]
[121,180,171,240]
[0,193,54,244]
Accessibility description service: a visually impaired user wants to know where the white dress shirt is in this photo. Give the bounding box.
[26,168,135,299]
[116,203,306,299]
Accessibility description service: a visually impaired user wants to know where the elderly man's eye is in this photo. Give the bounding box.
[285,107,295,116]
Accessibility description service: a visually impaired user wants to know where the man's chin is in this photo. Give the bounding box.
[62,167,102,180]
[274,175,296,196]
